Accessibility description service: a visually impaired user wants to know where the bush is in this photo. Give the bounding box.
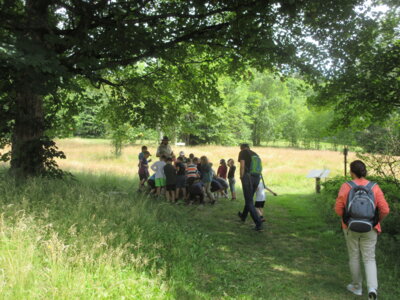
[319,175,400,238]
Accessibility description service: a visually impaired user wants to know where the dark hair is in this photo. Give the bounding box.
[166,157,173,162]
[240,143,250,150]
[177,156,183,161]
[193,157,199,163]
[350,160,367,178]
[141,146,147,150]
[189,153,194,159]
[160,155,167,160]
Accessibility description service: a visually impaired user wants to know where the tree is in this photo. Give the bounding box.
[309,5,400,127]
[0,0,370,177]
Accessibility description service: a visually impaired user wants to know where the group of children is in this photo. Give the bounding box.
[137,146,277,215]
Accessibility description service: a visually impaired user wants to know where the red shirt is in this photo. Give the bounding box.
[217,165,227,179]
[335,178,390,233]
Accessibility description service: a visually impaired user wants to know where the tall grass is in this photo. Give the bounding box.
[1,140,398,299]
[0,173,215,299]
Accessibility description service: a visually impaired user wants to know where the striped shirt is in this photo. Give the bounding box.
[186,164,199,178]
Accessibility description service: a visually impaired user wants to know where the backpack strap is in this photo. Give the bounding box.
[261,175,266,189]
[365,181,376,192]
[346,181,358,189]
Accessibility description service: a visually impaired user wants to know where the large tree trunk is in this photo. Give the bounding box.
[9,0,49,177]
[10,86,45,177]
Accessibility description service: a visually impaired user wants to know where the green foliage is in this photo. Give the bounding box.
[0,0,379,176]
[310,6,400,126]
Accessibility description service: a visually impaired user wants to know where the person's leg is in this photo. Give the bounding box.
[344,229,363,289]
[241,174,262,227]
[204,182,215,202]
[171,188,176,202]
[360,230,378,292]
[165,189,170,201]
[182,186,186,201]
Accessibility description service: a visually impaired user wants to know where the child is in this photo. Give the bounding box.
[147,174,156,194]
[217,159,228,179]
[175,156,186,201]
[187,179,205,205]
[151,155,167,197]
[199,156,215,204]
[138,146,152,162]
[186,158,200,187]
[216,159,229,198]
[138,145,147,161]
[255,179,278,222]
[227,159,236,201]
[138,150,151,191]
[164,157,177,203]
[178,151,188,163]
[211,177,224,198]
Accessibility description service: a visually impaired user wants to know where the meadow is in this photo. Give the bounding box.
[0,138,398,299]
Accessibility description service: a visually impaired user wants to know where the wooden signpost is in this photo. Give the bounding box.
[307,169,331,193]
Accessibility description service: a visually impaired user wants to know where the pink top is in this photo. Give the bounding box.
[335,178,390,233]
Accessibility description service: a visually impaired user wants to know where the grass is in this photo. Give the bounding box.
[0,138,398,299]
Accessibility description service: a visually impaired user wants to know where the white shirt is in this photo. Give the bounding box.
[151,161,166,179]
[255,180,266,202]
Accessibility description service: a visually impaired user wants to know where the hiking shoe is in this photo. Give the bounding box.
[346,283,362,296]
[237,211,245,222]
[254,225,264,232]
[368,288,377,300]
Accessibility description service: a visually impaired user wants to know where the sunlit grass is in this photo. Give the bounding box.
[55,138,356,193]
[0,139,397,299]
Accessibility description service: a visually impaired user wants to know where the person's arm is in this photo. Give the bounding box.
[240,160,245,179]
[151,162,158,172]
[265,187,277,196]
[374,185,390,221]
[156,146,161,157]
[142,160,148,168]
[335,183,349,217]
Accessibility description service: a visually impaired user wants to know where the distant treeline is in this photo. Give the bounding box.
[68,70,400,155]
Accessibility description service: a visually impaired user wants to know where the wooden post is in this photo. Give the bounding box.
[344,146,348,177]
[316,177,321,193]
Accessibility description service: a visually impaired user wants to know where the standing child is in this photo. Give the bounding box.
[199,156,215,204]
[227,159,236,201]
[217,159,228,197]
[175,156,186,201]
[139,146,151,162]
[164,157,177,203]
[255,178,278,222]
[138,150,151,191]
[186,158,199,185]
[151,155,167,197]
[217,159,228,179]
[138,145,148,160]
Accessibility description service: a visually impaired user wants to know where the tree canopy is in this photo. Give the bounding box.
[0,0,381,176]
[310,4,400,127]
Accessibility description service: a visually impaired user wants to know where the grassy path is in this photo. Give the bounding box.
[0,172,398,299]
[168,191,397,299]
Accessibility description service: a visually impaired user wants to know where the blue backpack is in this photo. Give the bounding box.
[343,181,378,233]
